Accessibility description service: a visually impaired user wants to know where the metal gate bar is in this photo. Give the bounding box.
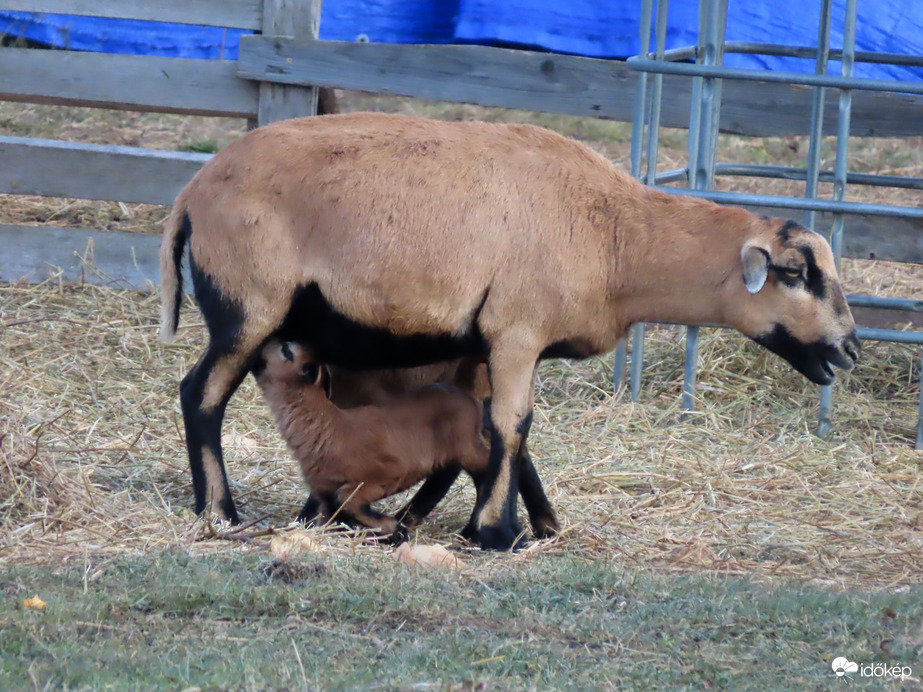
[619,0,923,449]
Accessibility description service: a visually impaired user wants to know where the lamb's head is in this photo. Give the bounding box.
[724,219,860,385]
[256,339,332,398]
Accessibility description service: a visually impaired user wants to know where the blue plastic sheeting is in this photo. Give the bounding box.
[454,0,923,80]
[1,1,920,81]
[0,12,248,59]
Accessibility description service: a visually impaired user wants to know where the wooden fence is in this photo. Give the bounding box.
[1,0,921,303]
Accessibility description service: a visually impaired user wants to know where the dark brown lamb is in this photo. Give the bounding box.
[254,339,490,535]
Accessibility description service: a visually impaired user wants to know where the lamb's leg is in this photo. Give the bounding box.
[297,493,331,524]
[335,485,401,536]
[396,466,462,526]
[469,345,539,550]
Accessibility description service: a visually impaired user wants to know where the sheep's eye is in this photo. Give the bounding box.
[781,267,803,280]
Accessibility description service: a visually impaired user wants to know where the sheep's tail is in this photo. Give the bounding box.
[158,205,190,343]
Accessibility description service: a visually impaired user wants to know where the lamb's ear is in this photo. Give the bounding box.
[741,241,771,294]
[320,364,333,400]
[301,361,322,385]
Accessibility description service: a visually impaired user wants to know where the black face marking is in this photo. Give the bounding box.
[797,246,826,299]
[281,342,294,361]
[777,219,801,243]
[189,250,246,350]
[771,264,804,289]
[276,283,489,370]
[752,324,849,385]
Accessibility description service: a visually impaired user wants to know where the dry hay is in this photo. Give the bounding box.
[1,277,920,587]
[0,98,921,586]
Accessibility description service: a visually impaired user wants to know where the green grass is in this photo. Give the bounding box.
[2,550,921,691]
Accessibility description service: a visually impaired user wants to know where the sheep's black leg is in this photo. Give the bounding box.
[180,344,252,524]
[470,350,538,551]
[181,251,290,524]
[518,444,559,539]
[396,466,462,526]
[459,446,553,540]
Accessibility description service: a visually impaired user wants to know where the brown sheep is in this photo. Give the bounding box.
[159,112,859,550]
[254,339,490,536]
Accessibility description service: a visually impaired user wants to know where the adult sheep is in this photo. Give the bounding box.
[159,112,859,550]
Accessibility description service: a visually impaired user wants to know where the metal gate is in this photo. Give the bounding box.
[614,0,923,448]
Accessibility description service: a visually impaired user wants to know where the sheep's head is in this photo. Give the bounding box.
[726,219,859,385]
[257,339,333,398]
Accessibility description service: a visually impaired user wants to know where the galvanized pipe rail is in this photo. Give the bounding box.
[616,0,923,449]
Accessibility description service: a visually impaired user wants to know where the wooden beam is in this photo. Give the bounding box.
[0,136,210,205]
[1,0,261,30]
[0,224,184,291]
[238,37,923,138]
[0,48,258,118]
[257,0,320,126]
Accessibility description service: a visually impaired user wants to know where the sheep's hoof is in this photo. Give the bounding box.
[474,524,527,552]
[530,512,560,540]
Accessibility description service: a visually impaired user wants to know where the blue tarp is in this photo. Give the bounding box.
[1,2,920,81]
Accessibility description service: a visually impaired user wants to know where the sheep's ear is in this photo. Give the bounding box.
[741,241,770,294]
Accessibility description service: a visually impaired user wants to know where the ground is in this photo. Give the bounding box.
[0,94,921,690]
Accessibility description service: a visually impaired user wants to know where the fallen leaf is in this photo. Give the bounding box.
[271,531,324,560]
[395,543,465,570]
[23,595,46,610]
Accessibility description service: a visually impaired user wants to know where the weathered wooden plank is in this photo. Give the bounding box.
[0,136,210,205]
[257,0,320,125]
[238,37,923,137]
[0,224,186,291]
[1,224,915,334]
[1,0,261,29]
[240,38,632,122]
[0,47,258,118]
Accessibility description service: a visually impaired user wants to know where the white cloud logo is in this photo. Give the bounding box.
[832,657,859,677]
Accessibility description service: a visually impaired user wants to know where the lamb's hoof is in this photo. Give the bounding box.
[459,522,477,542]
[473,523,527,552]
[385,524,412,545]
[394,509,423,529]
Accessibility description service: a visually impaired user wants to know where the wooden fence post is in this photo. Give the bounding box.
[258,0,321,125]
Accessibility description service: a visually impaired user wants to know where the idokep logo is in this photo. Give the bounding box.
[831,656,913,682]
[831,657,858,678]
